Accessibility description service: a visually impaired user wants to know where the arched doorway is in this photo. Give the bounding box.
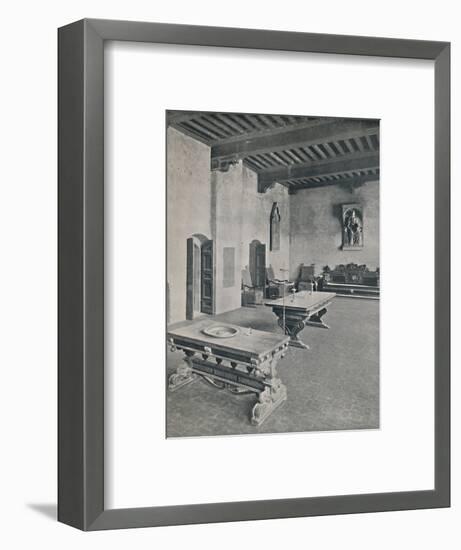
[186,234,213,320]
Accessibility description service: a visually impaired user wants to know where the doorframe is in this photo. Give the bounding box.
[249,239,266,289]
[186,233,211,320]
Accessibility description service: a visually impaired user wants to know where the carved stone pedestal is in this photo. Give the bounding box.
[251,377,287,426]
[277,315,310,349]
[168,352,197,392]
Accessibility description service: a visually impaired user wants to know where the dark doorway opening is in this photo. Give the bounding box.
[186,234,214,320]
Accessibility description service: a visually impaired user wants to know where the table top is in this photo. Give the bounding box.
[167,319,289,359]
[265,291,336,312]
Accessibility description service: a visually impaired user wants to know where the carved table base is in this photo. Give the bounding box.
[251,376,287,426]
[168,354,198,392]
[274,304,330,349]
[168,341,289,426]
[277,316,310,349]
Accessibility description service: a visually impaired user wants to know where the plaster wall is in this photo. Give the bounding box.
[212,163,244,315]
[240,166,290,279]
[212,163,291,314]
[289,181,380,279]
[166,127,211,324]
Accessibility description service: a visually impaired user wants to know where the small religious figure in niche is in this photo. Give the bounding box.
[342,204,363,249]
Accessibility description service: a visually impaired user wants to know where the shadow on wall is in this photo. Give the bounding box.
[331,203,343,250]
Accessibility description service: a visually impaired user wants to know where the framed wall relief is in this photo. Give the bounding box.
[58,19,450,531]
[342,203,364,250]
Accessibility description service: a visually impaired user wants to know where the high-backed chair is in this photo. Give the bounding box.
[297,263,316,291]
[266,266,295,299]
[241,267,264,306]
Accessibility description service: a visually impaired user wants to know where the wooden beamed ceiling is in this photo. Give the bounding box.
[167,110,379,193]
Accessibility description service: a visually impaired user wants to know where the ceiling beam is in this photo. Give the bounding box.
[211,117,334,149]
[167,110,201,125]
[288,172,379,194]
[258,151,380,188]
[211,119,379,164]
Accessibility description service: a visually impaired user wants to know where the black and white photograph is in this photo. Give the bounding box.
[166,110,380,437]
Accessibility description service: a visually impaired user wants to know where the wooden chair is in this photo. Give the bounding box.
[297,263,316,291]
[241,267,263,306]
[266,266,295,299]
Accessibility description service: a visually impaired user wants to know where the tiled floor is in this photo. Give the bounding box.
[166,296,379,437]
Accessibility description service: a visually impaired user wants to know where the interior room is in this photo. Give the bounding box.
[166,111,380,437]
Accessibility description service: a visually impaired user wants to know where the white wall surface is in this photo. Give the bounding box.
[167,127,212,323]
[0,1,459,549]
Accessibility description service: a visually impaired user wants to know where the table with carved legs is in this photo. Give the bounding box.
[265,291,336,350]
[167,320,290,426]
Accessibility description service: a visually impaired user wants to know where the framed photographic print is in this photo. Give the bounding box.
[58,19,450,530]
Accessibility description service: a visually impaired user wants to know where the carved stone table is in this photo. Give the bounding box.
[265,291,335,350]
[167,320,290,426]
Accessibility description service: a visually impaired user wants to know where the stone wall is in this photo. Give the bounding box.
[167,128,290,323]
[289,181,379,279]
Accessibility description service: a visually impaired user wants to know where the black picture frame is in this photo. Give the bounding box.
[58,18,450,531]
